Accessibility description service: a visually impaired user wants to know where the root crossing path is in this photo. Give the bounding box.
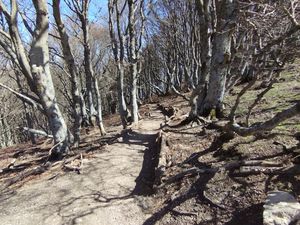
[0,106,164,225]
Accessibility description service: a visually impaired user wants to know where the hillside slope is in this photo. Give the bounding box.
[0,70,299,225]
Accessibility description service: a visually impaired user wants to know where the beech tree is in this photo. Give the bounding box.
[200,0,238,117]
[228,0,300,134]
[139,0,300,134]
[108,0,129,128]
[0,0,299,150]
[65,0,106,135]
[108,0,145,127]
[0,0,70,158]
[53,0,84,146]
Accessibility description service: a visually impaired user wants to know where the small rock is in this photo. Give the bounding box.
[117,137,123,142]
[264,191,300,225]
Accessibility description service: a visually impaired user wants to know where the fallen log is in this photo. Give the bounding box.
[156,131,169,171]
[23,127,53,138]
[223,159,283,170]
[154,130,173,185]
[0,161,32,174]
[237,166,285,175]
[0,164,50,192]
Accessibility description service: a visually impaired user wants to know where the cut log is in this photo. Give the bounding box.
[156,131,169,171]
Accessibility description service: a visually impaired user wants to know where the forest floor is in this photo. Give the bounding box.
[0,105,164,225]
[0,66,299,225]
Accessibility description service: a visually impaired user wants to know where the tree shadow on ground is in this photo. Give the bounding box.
[141,126,295,224]
[140,131,237,224]
[0,132,122,198]
[114,129,161,195]
[41,187,136,225]
[181,132,235,167]
[42,129,162,224]
[142,173,217,225]
[224,203,264,225]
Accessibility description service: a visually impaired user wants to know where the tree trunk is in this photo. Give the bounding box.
[16,71,36,144]
[80,92,89,127]
[30,0,70,157]
[76,1,105,135]
[189,0,214,118]
[128,0,139,124]
[0,112,13,147]
[23,103,36,144]
[130,63,139,123]
[117,63,129,128]
[94,78,106,135]
[83,36,97,126]
[78,6,97,126]
[0,0,71,157]
[53,0,83,147]
[200,0,237,118]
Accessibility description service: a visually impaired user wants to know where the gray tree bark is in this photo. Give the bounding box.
[53,0,84,147]
[16,71,36,144]
[128,0,139,124]
[200,0,237,118]
[0,0,71,157]
[108,0,129,128]
[117,63,129,128]
[189,0,215,118]
[30,0,70,156]
[94,78,106,135]
[81,12,97,126]
[71,0,106,134]
[0,111,13,147]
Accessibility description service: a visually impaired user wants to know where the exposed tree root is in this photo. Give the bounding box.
[157,159,294,188]
[170,115,211,128]
[231,102,300,136]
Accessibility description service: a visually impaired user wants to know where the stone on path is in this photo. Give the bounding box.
[264,191,300,225]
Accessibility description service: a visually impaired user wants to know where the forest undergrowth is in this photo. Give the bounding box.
[0,66,299,225]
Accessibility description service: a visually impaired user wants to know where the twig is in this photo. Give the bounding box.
[48,141,63,157]
[63,153,83,174]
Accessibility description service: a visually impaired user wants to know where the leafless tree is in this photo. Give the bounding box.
[0,0,71,158]
[108,0,146,127]
[52,0,86,146]
[66,0,106,135]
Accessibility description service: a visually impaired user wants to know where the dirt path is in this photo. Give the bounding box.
[0,106,163,225]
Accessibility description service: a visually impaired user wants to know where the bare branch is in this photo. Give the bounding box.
[0,82,43,111]
[231,102,300,136]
